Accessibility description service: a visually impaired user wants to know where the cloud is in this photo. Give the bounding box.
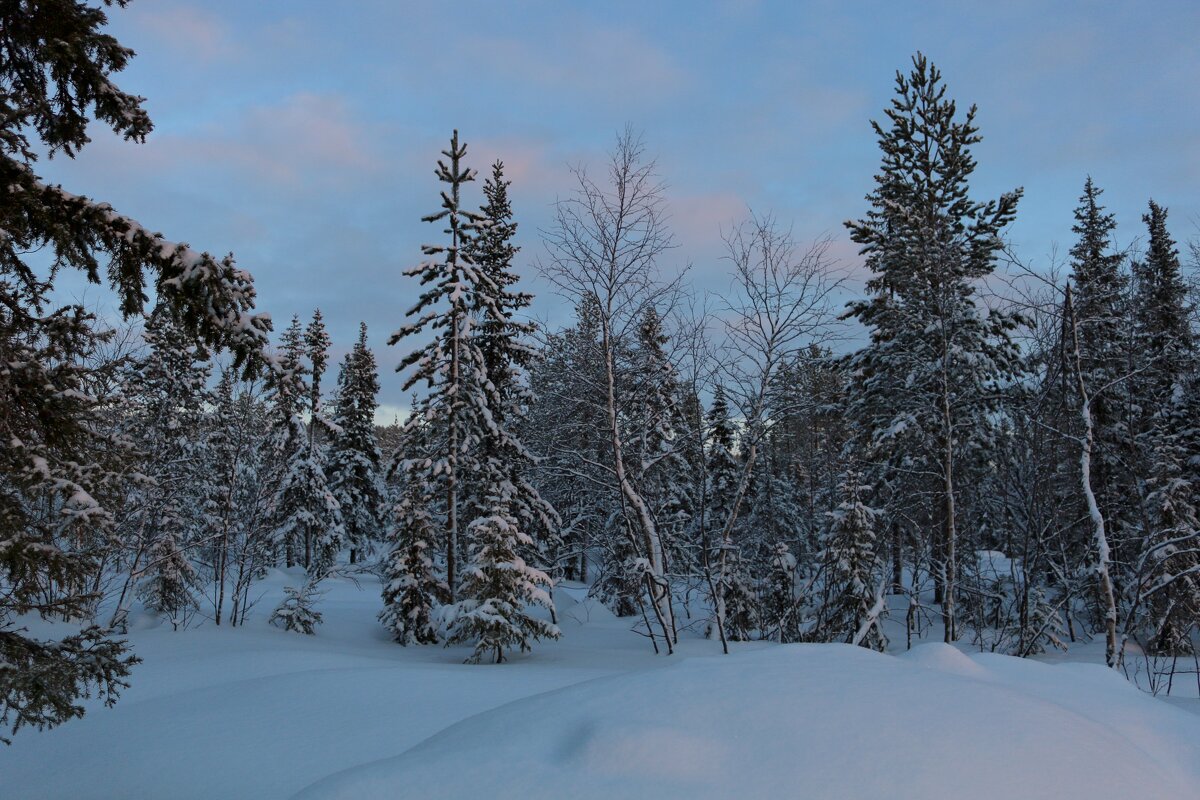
[133,4,236,62]
[98,92,384,193]
[459,24,688,108]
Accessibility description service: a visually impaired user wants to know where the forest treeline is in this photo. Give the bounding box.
[3,4,1198,743]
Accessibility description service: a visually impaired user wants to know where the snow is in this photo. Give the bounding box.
[3,571,1198,799]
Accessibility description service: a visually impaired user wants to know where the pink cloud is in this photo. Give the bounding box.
[134,4,235,62]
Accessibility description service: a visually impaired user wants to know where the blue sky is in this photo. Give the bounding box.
[41,1,1200,417]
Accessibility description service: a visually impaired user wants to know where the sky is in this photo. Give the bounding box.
[40,1,1200,419]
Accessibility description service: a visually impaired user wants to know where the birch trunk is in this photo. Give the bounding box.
[1065,285,1120,668]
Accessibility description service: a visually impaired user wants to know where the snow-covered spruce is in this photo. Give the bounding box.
[814,471,887,651]
[328,323,386,564]
[380,481,448,646]
[270,573,326,635]
[442,499,561,664]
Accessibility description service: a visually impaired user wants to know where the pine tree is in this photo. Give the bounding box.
[443,493,561,664]
[328,323,384,564]
[0,1,268,742]
[816,472,886,651]
[845,53,1022,642]
[380,481,448,645]
[464,159,559,572]
[389,130,487,602]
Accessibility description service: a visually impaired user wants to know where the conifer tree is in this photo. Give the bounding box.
[381,480,449,645]
[1136,375,1200,654]
[526,297,614,588]
[328,323,384,564]
[816,472,886,651]
[464,160,559,567]
[1065,179,1138,574]
[1133,200,1193,408]
[268,317,344,574]
[845,53,1022,642]
[443,492,561,664]
[270,573,326,636]
[764,542,800,643]
[0,0,268,741]
[627,308,692,573]
[138,522,201,631]
[389,130,487,601]
[126,304,212,629]
[1127,202,1200,654]
[306,310,333,443]
[704,386,740,552]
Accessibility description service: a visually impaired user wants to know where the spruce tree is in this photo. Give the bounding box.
[704,385,740,552]
[126,304,212,629]
[464,159,559,569]
[1066,179,1138,575]
[389,130,487,601]
[1129,202,1199,654]
[764,542,800,643]
[0,0,268,741]
[1136,375,1200,654]
[329,323,384,564]
[627,308,691,575]
[816,472,886,651]
[270,573,326,635]
[443,493,561,664]
[268,317,344,574]
[845,53,1022,642]
[380,478,449,645]
[1133,200,1192,408]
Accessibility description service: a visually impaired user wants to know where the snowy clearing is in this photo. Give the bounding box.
[3,570,1198,799]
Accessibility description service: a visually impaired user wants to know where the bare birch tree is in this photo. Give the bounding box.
[539,128,680,652]
[710,217,842,651]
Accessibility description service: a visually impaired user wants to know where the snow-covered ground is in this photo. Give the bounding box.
[4,570,1199,799]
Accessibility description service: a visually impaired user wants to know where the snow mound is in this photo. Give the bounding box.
[298,644,1200,800]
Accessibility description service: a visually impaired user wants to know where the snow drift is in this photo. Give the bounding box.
[300,642,1200,800]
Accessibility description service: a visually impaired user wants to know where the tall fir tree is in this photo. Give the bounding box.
[1065,179,1139,574]
[1130,203,1200,654]
[464,160,560,570]
[1132,200,1192,409]
[389,130,487,602]
[328,323,384,564]
[844,53,1022,642]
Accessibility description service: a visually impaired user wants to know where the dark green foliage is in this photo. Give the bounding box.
[380,482,447,646]
[329,323,385,562]
[0,0,267,742]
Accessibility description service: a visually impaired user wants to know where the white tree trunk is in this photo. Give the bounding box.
[1065,285,1120,668]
